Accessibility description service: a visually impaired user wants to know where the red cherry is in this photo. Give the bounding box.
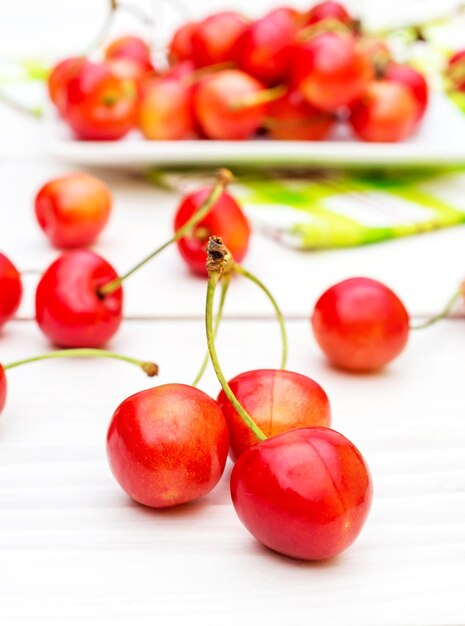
[107,384,229,508]
[34,173,112,249]
[266,90,334,140]
[304,1,353,27]
[191,12,248,68]
[104,57,152,85]
[0,252,23,328]
[349,80,419,142]
[448,50,465,92]
[193,69,266,140]
[138,77,194,140]
[385,63,429,122]
[233,10,298,84]
[311,277,410,371]
[168,21,198,65]
[47,57,84,117]
[35,250,123,348]
[105,35,154,71]
[267,7,303,23]
[64,60,136,140]
[174,186,250,275]
[0,364,5,414]
[217,369,331,460]
[292,32,373,112]
[231,427,372,560]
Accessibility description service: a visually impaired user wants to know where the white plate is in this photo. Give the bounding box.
[45,92,465,169]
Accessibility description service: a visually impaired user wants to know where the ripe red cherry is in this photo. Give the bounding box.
[349,80,419,142]
[174,185,250,275]
[0,252,23,329]
[217,369,331,460]
[266,90,334,140]
[191,12,248,67]
[231,427,372,560]
[193,70,266,140]
[311,277,410,371]
[447,50,465,91]
[292,32,373,112]
[35,250,123,348]
[168,21,198,65]
[0,364,5,414]
[304,1,353,27]
[233,10,297,84]
[34,173,112,248]
[385,63,429,122]
[48,57,84,117]
[107,384,229,508]
[138,77,194,140]
[104,35,154,71]
[64,60,136,140]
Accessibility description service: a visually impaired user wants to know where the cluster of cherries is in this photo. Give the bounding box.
[47,1,429,143]
[1,163,461,561]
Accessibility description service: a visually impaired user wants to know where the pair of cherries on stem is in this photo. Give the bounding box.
[34,169,250,348]
[0,348,158,416]
[107,237,372,561]
[311,276,463,372]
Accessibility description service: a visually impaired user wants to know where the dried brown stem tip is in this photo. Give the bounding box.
[142,362,159,377]
[206,237,234,276]
[215,168,234,187]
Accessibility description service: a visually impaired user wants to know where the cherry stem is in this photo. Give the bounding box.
[20,269,42,276]
[98,168,234,297]
[298,17,352,42]
[192,274,231,387]
[0,89,43,119]
[182,62,238,86]
[234,264,287,370]
[205,244,267,442]
[229,85,287,111]
[3,348,158,377]
[409,288,461,330]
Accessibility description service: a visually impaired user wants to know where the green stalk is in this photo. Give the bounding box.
[410,288,462,330]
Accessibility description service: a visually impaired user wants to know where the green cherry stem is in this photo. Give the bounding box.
[3,348,159,377]
[192,273,231,387]
[410,287,462,330]
[98,168,233,297]
[230,84,287,111]
[205,243,267,442]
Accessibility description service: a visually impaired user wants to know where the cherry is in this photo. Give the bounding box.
[447,50,465,92]
[266,90,334,140]
[138,77,194,140]
[0,252,23,329]
[304,1,353,27]
[64,60,136,141]
[193,70,266,140]
[168,22,198,66]
[190,12,248,68]
[104,35,154,72]
[233,10,298,85]
[106,384,229,508]
[47,57,84,117]
[34,173,112,249]
[292,32,373,112]
[230,427,372,560]
[0,348,158,416]
[174,184,250,276]
[349,80,419,142]
[312,277,410,371]
[104,57,152,85]
[385,63,429,122]
[217,369,331,460]
[35,249,123,348]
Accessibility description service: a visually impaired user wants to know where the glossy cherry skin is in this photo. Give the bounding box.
[174,186,250,275]
[231,427,372,560]
[349,81,419,142]
[233,10,297,85]
[104,36,154,71]
[266,90,334,140]
[304,1,353,27]
[48,57,84,117]
[0,252,23,328]
[0,364,6,414]
[191,12,248,68]
[64,60,136,140]
[34,173,112,248]
[138,77,194,140]
[35,250,123,348]
[217,369,331,460]
[385,63,428,122]
[292,33,373,113]
[193,70,266,140]
[107,384,230,508]
[312,277,410,371]
[448,50,465,92]
[169,21,198,65]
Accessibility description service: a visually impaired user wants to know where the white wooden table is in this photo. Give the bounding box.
[1,3,465,622]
